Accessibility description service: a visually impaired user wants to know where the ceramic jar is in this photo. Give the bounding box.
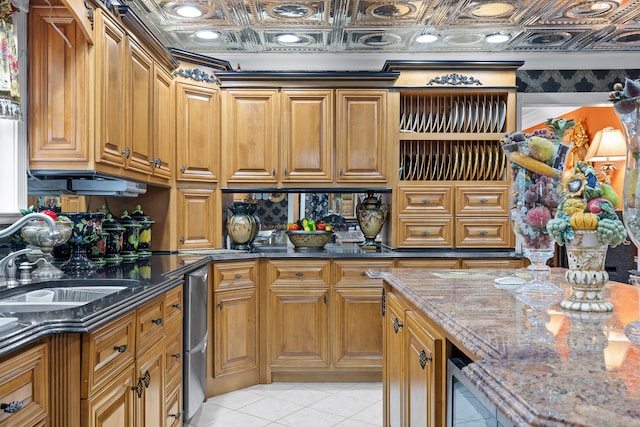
[131,205,154,258]
[356,191,388,248]
[119,211,141,262]
[102,213,125,264]
[226,202,258,250]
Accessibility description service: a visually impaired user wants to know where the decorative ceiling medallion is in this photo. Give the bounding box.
[526,32,572,45]
[565,0,616,18]
[266,3,314,19]
[427,73,483,86]
[366,2,415,19]
[359,32,402,46]
[443,33,484,46]
[468,1,515,18]
[614,31,640,44]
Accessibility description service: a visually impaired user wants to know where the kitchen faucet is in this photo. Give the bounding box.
[0,213,59,287]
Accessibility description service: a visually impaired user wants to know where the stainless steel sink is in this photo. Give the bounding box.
[0,286,127,312]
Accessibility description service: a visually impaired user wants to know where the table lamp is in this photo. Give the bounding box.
[585,126,627,184]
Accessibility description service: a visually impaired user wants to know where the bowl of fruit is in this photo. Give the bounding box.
[286,219,333,251]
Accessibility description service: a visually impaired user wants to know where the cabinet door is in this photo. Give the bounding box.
[153,66,175,180]
[268,288,329,368]
[281,90,333,183]
[333,288,383,369]
[176,82,220,182]
[336,90,387,183]
[95,10,126,168]
[404,311,440,427]
[213,288,258,377]
[29,6,89,169]
[135,338,165,427]
[384,291,405,427]
[81,364,136,427]
[224,89,279,184]
[125,39,154,175]
[177,187,216,249]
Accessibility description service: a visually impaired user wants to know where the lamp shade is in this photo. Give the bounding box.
[585,127,627,162]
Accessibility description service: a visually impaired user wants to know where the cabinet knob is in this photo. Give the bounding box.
[155,158,162,167]
[122,147,130,158]
[180,165,186,173]
[1,401,24,413]
[132,378,144,398]
[113,344,128,353]
[170,413,181,419]
[283,167,287,176]
[421,231,430,236]
[172,303,182,310]
[339,168,343,176]
[479,198,488,204]
[421,199,431,204]
[172,353,181,359]
[295,272,304,277]
[151,318,163,326]
[235,274,242,279]
[180,236,185,244]
[418,349,432,369]
[479,231,488,236]
[217,301,223,310]
[272,168,276,176]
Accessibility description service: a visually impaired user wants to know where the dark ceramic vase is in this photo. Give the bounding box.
[131,205,154,258]
[60,212,105,273]
[119,211,141,262]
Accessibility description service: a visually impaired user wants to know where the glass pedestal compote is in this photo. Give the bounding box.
[614,86,640,344]
[20,219,72,279]
[502,136,567,307]
[60,212,104,273]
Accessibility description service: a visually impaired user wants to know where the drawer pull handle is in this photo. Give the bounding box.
[151,318,163,326]
[421,199,431,204]
[171,303,181,310]
[235,274,242,279]
[1,401,23,413]
[393,317,403,333]
[172,353,181,359]
[479,231,488,236]
[419,349,432,369]
[479,199,488,204]
[114,344,128,353]
[295,272,304,277]
[142,370,151,388]
[132,378,144,398]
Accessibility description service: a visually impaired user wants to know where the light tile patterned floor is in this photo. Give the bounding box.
[186,382,383,427]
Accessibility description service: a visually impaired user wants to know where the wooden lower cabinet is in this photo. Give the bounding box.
[80,287,182,427]
[209,260,259,396]
[383,287,444,427]
[0,343,49,427]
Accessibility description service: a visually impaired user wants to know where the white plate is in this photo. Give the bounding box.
[494,277,526,290]
[498,100,506,132]
[451,101,458,132]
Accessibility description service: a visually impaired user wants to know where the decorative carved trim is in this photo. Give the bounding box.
[174,68,219,84]
[84,0,94,30]
[427,73,483,86]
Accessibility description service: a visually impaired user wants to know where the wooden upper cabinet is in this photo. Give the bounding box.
[29,5,90,169]
[336,89,387,183]
[281,90,333,183]
[125,38,154,175]
[95,10,127,169]
[175,82,220,182]
[152,66,175,180]
[224,89,280,184]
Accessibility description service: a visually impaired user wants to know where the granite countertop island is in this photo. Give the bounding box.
[374,268,640,427]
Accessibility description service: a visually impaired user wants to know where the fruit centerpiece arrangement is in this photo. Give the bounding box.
[286,218,333,251]
[500,118,574,305]
[546,161,627,312]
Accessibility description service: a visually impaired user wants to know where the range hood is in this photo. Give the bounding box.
[28,174,147,197]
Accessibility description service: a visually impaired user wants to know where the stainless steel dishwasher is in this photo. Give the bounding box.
[184,266,208,421]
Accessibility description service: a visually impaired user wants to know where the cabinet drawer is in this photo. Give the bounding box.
[397,186,453,215]
[455,218,512,248]
[212,261,257,292]
[0,343,48,426]
[455,185,509,216]
[267,260,330,288]
[333,259,394,288]
[81,311,135,398]
[461,258,525,269]
[397,217,453,248]
[164,285,183,326]
[396,258,460,269]
[165,321,183,391]
[165,381,182,427]
[136,295,165,356]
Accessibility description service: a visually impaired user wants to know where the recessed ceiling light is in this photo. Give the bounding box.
[195,30,219,40]
[416,33,438,43]
[276,34,301,43]
[176,5,202,18]
[486,33,510,43]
